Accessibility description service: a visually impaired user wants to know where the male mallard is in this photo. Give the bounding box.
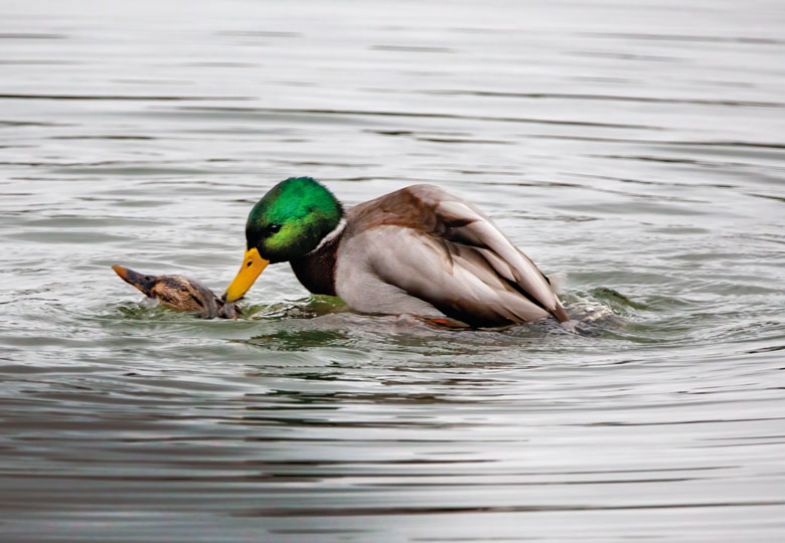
[224,177,568,327]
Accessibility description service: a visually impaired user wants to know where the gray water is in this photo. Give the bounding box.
[2,0,785,541]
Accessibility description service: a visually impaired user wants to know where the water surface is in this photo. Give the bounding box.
[1,0,785,541]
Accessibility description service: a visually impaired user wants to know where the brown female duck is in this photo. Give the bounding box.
[113,265,238,319]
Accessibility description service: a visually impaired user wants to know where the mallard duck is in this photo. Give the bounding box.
[113,265,238,319]
[224,177,568,327]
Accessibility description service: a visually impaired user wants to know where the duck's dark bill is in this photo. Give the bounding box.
[223,248,268,302]
[112,264,156,296]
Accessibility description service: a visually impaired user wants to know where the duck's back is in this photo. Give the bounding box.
[333,184,568,326]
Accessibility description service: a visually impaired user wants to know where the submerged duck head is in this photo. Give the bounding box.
[224,176,343,302]
[113,265,238,319]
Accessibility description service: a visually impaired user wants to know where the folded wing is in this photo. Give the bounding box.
[353,185,569,326]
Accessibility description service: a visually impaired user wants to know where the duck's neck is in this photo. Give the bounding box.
[289,218,346,296]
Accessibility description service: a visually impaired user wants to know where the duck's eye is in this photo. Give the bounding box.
[268,224,282,234]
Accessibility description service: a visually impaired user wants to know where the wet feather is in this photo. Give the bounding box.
[112,265,238,319]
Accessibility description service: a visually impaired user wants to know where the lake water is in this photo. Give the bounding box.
[1,0,785,541]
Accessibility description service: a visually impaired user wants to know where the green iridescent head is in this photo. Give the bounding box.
[245,176,343,263]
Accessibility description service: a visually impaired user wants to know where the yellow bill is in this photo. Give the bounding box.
[223,247,269,302]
